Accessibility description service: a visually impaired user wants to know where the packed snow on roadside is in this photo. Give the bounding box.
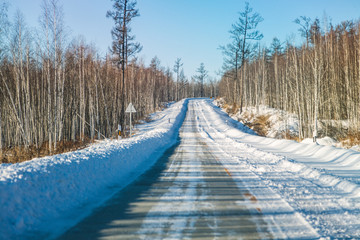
[0,99,188,239]
[214,98,359,150]
[213,98,298,137]
[201,99,360,238]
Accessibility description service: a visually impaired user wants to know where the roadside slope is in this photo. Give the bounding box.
[0,99,188,239]
[199,99,360,238]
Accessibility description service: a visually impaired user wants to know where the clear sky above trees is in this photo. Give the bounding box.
[8,0,360,78]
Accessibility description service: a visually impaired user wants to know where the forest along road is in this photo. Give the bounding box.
[59,99,320,239]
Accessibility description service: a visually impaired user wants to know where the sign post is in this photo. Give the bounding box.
[125,103,137,137]
[117,124,121,140]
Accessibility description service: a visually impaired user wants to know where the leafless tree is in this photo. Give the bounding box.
[220,1,263,111]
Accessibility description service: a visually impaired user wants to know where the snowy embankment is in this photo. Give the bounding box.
[218,99,357,150]
[210,100,360,196]
[203,99,360,238]
[0,99,188,239]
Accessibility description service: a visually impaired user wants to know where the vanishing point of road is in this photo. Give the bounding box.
[59,100,318,239]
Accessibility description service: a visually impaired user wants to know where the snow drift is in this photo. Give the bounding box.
[209,99,360,197]
[0,99,188,239]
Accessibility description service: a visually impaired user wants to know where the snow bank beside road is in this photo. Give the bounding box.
[216,99,359,150]
[207,99,360,195]
[199,99,360,238]
[0,99,188,239]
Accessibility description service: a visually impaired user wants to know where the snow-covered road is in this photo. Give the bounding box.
[59,99,360,239]
[3,99,360,239]
[59,100,276,239]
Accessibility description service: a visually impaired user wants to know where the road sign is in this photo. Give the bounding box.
[126,103,136,137]
[125,103,136,113]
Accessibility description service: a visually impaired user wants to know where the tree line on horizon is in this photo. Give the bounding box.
[219,2,360,141]
[0,0,215,163]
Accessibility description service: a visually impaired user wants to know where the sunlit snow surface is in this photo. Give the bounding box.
[205,99,360,238]
[0,100,188,239]
[1,98,360,239]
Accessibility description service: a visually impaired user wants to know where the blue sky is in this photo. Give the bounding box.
[8,0,360,79]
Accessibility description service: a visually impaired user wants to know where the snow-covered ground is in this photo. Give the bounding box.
[199,99,360,238]
[2,98,360,239]
[0,99,188,239]
[217,99,358,150]
[237,104,300,138]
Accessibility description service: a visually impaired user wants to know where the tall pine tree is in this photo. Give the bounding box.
[107,0,141,136]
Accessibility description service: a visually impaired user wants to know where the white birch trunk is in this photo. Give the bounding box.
[0,109,2,157]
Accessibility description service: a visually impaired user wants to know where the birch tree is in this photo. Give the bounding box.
[39,0,66,152]
[219,17,360,141]
[195,63,208,97]
[173,58,183,101]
